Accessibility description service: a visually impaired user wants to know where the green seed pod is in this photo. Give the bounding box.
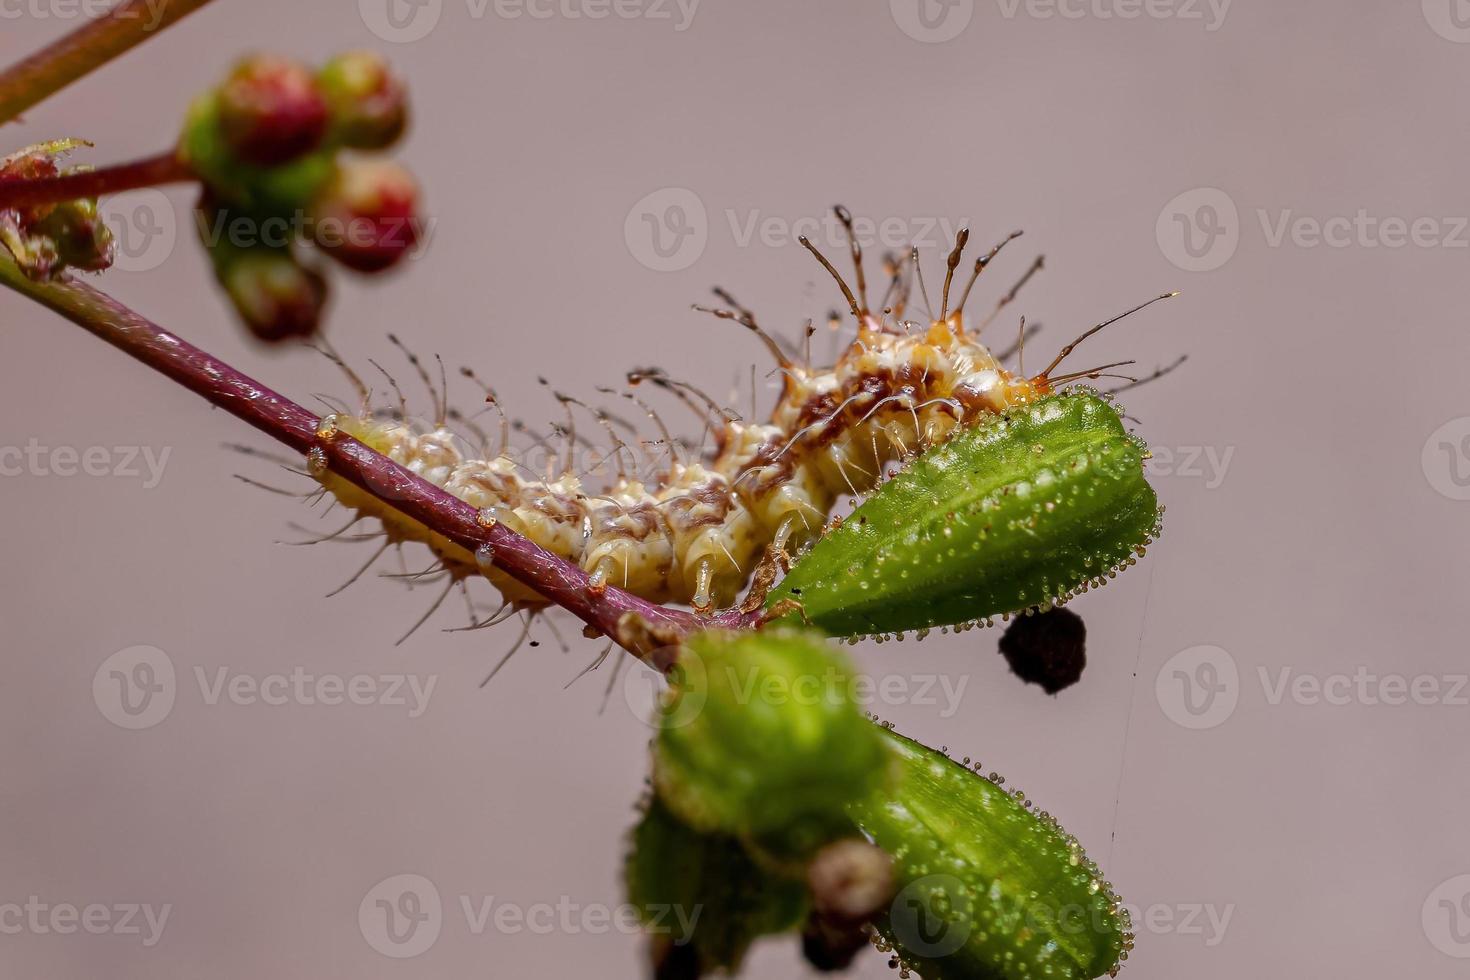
[624,794,808,976]
[767,390,1160,637]
[652,628,889,860]
[852,726,1130,980]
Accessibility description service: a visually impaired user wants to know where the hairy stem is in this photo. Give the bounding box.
[0,0,218,123]
[0,256,754,659]
[0,150,192,209]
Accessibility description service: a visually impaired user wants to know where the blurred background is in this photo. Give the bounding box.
[3,1,1469,976]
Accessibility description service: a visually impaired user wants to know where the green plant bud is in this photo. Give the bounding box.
[852,726,1130,980]
[318,51,409,150]
[214,246,327,342]
[0,141,115,280]
[767,390,1160,637]
[179,92,337,213]
[652,628,890,858]
[624,794,808,976]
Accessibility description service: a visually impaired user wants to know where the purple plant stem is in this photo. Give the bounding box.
[0,151,194,211]
[0,258,757,659]
[0,0,219,123]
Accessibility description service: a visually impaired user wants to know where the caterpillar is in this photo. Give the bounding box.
[304,208,1176,631]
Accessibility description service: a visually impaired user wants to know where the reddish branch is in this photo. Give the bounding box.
[0,257,757,659]
[0,0,219,123]
[0,150,192,210]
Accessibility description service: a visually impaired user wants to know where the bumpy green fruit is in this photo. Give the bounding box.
[652,628,889,859]
[852,726,1129,980]
[767,390,1160,637]
[624,795,808,974]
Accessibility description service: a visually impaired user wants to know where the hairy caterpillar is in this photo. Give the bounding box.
[305,209,1175,631]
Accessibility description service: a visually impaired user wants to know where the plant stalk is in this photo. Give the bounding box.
[0,150,192,209]
[0,0,218,124]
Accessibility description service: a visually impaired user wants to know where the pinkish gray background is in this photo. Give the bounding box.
[3,1,1469,977]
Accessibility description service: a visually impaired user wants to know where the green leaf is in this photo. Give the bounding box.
[767,390,1160,637]
[851,726,1130,980]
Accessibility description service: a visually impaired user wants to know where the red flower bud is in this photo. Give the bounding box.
[318,51,409,150]
[309,160,420,273]
[217,56,329,166]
